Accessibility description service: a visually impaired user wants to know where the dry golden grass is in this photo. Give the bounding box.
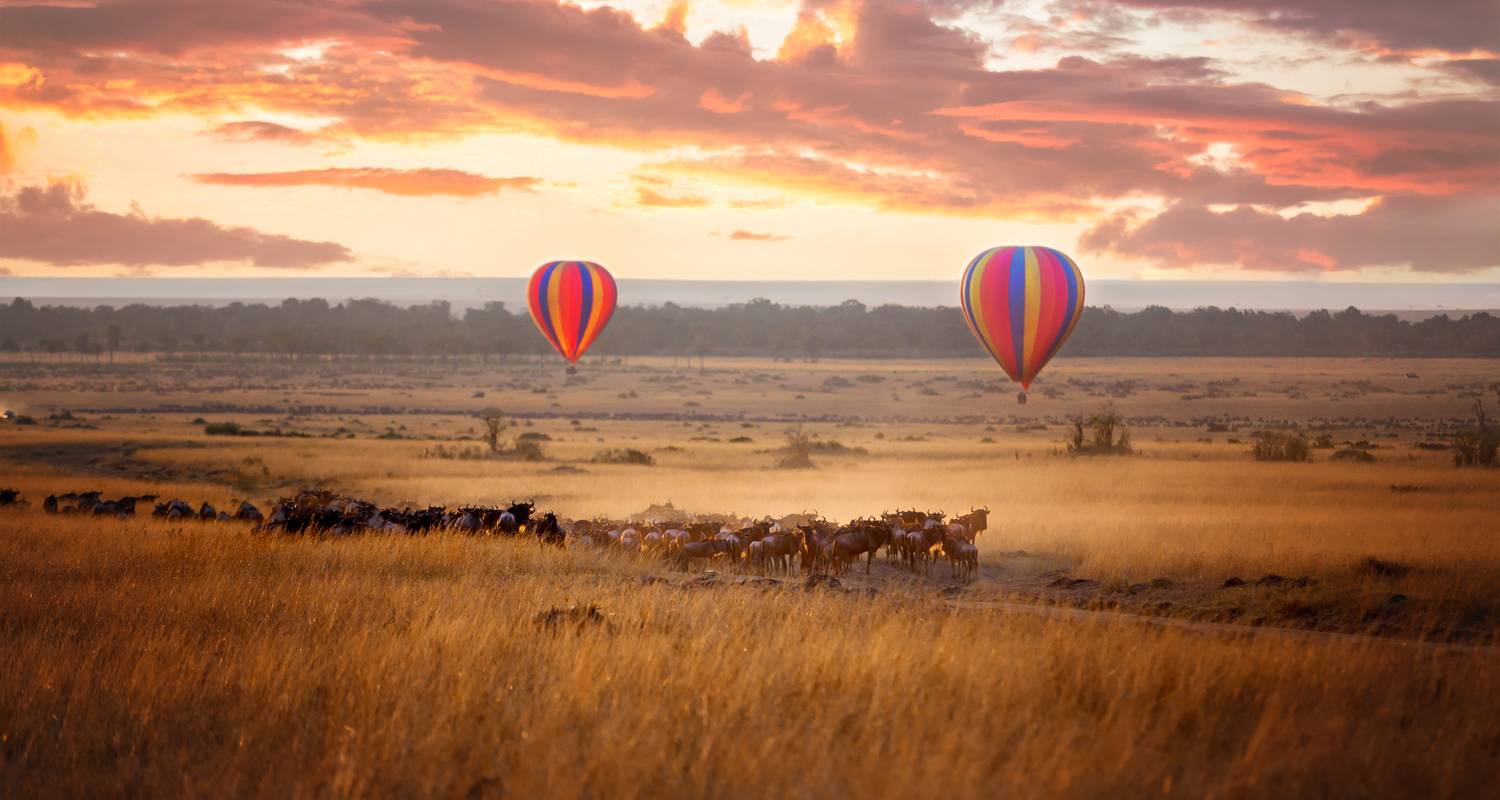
[2,516,1496,799]
[2,356,1498,796]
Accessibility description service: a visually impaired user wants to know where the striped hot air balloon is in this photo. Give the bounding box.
[959,246,1085,390]
[527,260,617,364]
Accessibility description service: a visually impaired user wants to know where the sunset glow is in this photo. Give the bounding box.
[1,0,1495,281]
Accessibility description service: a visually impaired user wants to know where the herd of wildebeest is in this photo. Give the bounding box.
[3,487,988,580]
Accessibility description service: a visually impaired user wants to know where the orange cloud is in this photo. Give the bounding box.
[0,0,1494,274]
[699,88,749,114]
[0,122,13,173]
[634,184,710,209]
[191,168,540,197]
[658,0,690,36]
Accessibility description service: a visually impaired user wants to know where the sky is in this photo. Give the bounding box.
[0,0,1496,283]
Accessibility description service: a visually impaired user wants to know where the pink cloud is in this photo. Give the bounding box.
[0,182,350,268]
[0,0,1493,273]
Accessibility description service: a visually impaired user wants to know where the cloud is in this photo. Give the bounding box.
[0,0,1495,273]
[633,184,711,209]
[1106,0,1499,56]
[190,167,541,197]
[207,120,327,145]
[0,122,12,173]
[1081,193,1500,273]
[725,229,790,242]
[0,181,350,268]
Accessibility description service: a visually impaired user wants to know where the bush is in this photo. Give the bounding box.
[807,439,868,455]
[204,421,243,436]
[509,440,549,462]
[1452,430,1498,468]
[1252,430,1311,462]
[1453,390,1498,468]
[1065,404,1132,456]
[593,448,654,466]
[775,428,816,469]
[1331,448,1376,463]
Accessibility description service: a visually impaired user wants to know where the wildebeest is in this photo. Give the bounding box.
[941,535,979,580]
[948,507,989,543]
[532,512,565,546]
[675,539,730,571]
[829,520,893,576]
[234,501,264,523]
[904,527,944,574]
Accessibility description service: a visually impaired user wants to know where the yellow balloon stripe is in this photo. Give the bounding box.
[966,249,1001,365]
[577,262,602,351]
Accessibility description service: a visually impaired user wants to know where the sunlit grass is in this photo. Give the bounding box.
[0,521,1494,798]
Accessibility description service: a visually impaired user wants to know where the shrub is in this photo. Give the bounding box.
[775,428,816,469]
[1453,389,1498,468]
[807,439,868,455]
[593,448,655,466]
[1331,448,1376,463]
[510,440,549,462]
[1252,430,1311,462]
[205,421,243,436]
[1065,404,1132,456]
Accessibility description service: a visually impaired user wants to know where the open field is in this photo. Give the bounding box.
[1,355,1498,796]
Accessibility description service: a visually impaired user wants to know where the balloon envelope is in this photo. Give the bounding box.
[959,246,1085,389]
[527,260,617,364]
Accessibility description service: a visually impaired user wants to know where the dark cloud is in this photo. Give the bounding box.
[1444,59,1500,87]
[1107,0,1499,55]
[191,167,541,197]
[1082,194,1500,272]
[0,0,394,57]
[0,182,351,268]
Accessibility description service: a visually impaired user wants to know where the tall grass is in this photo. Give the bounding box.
[0,518,1495,798]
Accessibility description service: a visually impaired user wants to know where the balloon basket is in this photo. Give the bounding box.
[1016,391,1028,405]
[566,365,578,375]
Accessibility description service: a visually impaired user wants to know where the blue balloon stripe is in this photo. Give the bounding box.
[1008,247,1027,381]
[575,262,594,349]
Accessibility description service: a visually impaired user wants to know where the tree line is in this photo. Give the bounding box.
[1,297,1495,359]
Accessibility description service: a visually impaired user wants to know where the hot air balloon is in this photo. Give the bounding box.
[527,260,617,366]
[959,246,1085,396]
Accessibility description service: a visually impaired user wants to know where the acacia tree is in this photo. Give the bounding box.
[479,412,507,454]
[1454,386,1499,468]
[106,325,123,363]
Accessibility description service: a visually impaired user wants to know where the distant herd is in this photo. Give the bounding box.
[2,488,988,581]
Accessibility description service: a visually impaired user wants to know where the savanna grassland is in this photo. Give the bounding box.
[1,354,1497,798]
